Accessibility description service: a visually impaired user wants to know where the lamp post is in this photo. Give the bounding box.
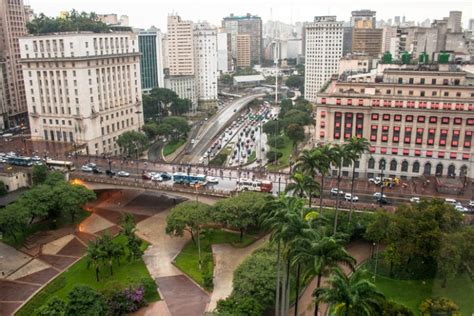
[379,160,386,207]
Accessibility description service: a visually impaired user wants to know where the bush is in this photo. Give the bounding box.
[102,284,146,316]
[140,277,157,299]
[216,295,263,315]
[35,297,66,316]
[266,150,283,163]
[202,254,214,290]
[267,135,286,149]
[419,297,460,316]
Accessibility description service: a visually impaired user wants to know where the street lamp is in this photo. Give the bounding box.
[379,160,386,207]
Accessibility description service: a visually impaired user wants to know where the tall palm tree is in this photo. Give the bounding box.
[317,145,333,212]
[346,137,370,221]
[285,172,320,208]
[293,235,356,316]
[314,267,386,316]
[86,239,105,282]
[329,144,350,235]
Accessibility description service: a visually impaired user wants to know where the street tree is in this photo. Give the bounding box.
[166,201,210,244]
[86,239,105,282]
[54,183,96,223]
[286,123,305,150]
[65,285,107,316]
[285,172,320,208]
[99,233,124,276]
[116,131,149,157]
[44,171,66,186]
[18,184,55,223]
[285,75,304,92]
[171,98,191,115]
[0,203,29,243]
[142,122,160,140]
[32,164,48,185]
[162,116,190,138]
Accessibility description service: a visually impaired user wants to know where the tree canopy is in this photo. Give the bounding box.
[166,201,211,243]
[65,285,108,316]
[27,10,110,34]
[143,87,191,119]
[116,131,149,157]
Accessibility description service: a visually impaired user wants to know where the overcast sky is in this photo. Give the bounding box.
[27,0,473,31]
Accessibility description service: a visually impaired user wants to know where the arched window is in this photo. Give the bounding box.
[448,164,456,177]
[379,159,386,170]
[413,161,420,173]
[424,162,432,175]
[401,161,409,172]
[368,158,375,169]
[436,163,443,176]
[390,159,397,171]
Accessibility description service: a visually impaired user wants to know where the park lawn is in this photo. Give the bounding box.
[2,208,91,249]
[371,273,474,316]
[174,229,256,290]
[267,135,293,172]
[16,235,159,316]
[163,138,186,156]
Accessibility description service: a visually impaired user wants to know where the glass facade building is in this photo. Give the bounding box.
[138,29,164,91]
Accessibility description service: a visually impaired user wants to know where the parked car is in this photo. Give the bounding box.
[373,192,387,199]
[409,197,420,203]
[455,204,469,212]
[81,165,93,172]
[151,175,163,182]
[117,171,130,177]
[344,193,359,202]
[330,188,344,196]
[87,162,97,169]
[445,198,458,206]
[469,200,474,208]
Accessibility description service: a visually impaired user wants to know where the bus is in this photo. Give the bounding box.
[45,159,76,171]
[173,172,207,185]
[236,178,273,193]
[7,156,33,167]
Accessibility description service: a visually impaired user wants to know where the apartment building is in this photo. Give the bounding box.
[315,65,474,179]
[167,15,194,76]
[236,34,251,68]
[0,63,7,129]
[138,27,164,91]
[0,0,28,127]
[217,31,230,73]
[351,10,383,57]
[19,32,144,156]
[194,22,218,103]
[304,16,343,102]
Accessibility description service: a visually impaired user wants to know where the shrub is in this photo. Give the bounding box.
[202,254,214,290]
[419,297,460,316]
[266,150,283,162]
[267,135,286,149]
[216,295,263,315]
[35,297,66,316]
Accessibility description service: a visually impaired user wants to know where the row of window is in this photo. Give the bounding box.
[322,98,474,109]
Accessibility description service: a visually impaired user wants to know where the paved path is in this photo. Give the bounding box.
[290,240,373,316]
[207,236,268,312]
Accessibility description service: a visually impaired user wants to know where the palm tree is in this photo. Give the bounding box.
[317,145,333,212]
[293,236,356,316]
[285,172,320,208]
[330,144,351,235]
[86,239,105,282]
[314,267,386,316]
[346,137,370,221]
[99,234,124,275]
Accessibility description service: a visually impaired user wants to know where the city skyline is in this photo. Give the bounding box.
[28,0,473,31]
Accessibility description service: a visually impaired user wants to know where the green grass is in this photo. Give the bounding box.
[2,208,91,249]
[368,272,474,315]
[163,138,186,156]
[174,229,256,290]
[16,235,159,316]
[267,134,293,172]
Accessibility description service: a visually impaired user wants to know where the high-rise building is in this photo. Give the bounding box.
[342,27,353,56]
[138,27,164,92]
[193,22,218,103]
[304,16,343,102]
[447,11,462,33]
[164,76,197,109]
[167,15,194,76]
[315,66,474,180]
[0,0,28,127]
[469,19,474,31]
[236,34,251,68]
[217,31,230,73]
[19,32,144,156]
[0,63,7,129]
[222,13,262,65]
[351,10,382,57]
[382,26,398,53]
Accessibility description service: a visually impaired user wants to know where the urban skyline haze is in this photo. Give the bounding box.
[27,0,473,30]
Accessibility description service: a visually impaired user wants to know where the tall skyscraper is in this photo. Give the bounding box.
[351,10,383,57]
[236,34,251,68]
[0,0,28,127]
[0,63,7,129]
[222,13,262,65]
[217,31,230,73]
[167,15,194,76]
[342,27,353,56]
[193,22,218,103]
[447,11,462,33]
[138,27,164,92]
[304,16,343,102]
[19,32,143,156]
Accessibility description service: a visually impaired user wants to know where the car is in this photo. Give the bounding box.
[151,175,163,182]
[233,109,237,112]
[455,204,469,212]
[33,161,43,166]
[344,193,359,202]
[368,177,381,185]
[106,170,116,177]
[198,157,204,163]
[207,176,219,184]
[31,155,42,161]
[92,168,103,174]
[410,197,420,203]
[81,165,93,172]
[373,192,387,199]
[117,171,130,177]
[469,200,474,208]
[191,139,195,144]
[376,198,391,205]
[330,188,344,196]
[160,172,172,181]
[142,172,152,180]
[445,198,457,206]
[87,162,97,169]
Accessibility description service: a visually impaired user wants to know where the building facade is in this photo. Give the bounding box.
[236,34,251,68]
[193,22,218,102]
[0,62,7,129]
[138,28,164,92]
[304,16,343,102]
[164,76,197,111]
[19,32,144,156]
[222,13,262,65]
[217,31,230,73]
[0,0,28,127]
[315,66,474,179]
[167,15,194,76]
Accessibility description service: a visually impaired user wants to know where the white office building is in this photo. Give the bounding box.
[19,32,144,156]
[217,32,230,73]
[304,16,343,102]
[194,22,218,102]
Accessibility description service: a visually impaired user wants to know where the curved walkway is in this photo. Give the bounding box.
[290,240,373,316]
[207,236,268,312]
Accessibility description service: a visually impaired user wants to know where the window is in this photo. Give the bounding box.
[429,116,437,124]
[417,116,425,123]
[431,79,436,85]
[453,118,462,125]
[368,158,375,169]
[413,161,420,173]
[390,160,397,171]
[401,161,409,172]
[441,117,450,124]
[406,115,413,122]
[394,115,401,121]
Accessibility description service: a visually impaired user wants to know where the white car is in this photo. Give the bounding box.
[469,200,474,208]
[207,176,219,184]
[81,165,93,172]
[117,171,130,177]
[31,155,42,161]
[369,177,381,185]
[455,204,469,212]
[344,193,359,202]
[410,197,420,203]
[330,188,344,196]
[151,175,163,182]
[191,139,195,144]
[87,162,97,169]
[373,192,387,199]
[445,198,457,206]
